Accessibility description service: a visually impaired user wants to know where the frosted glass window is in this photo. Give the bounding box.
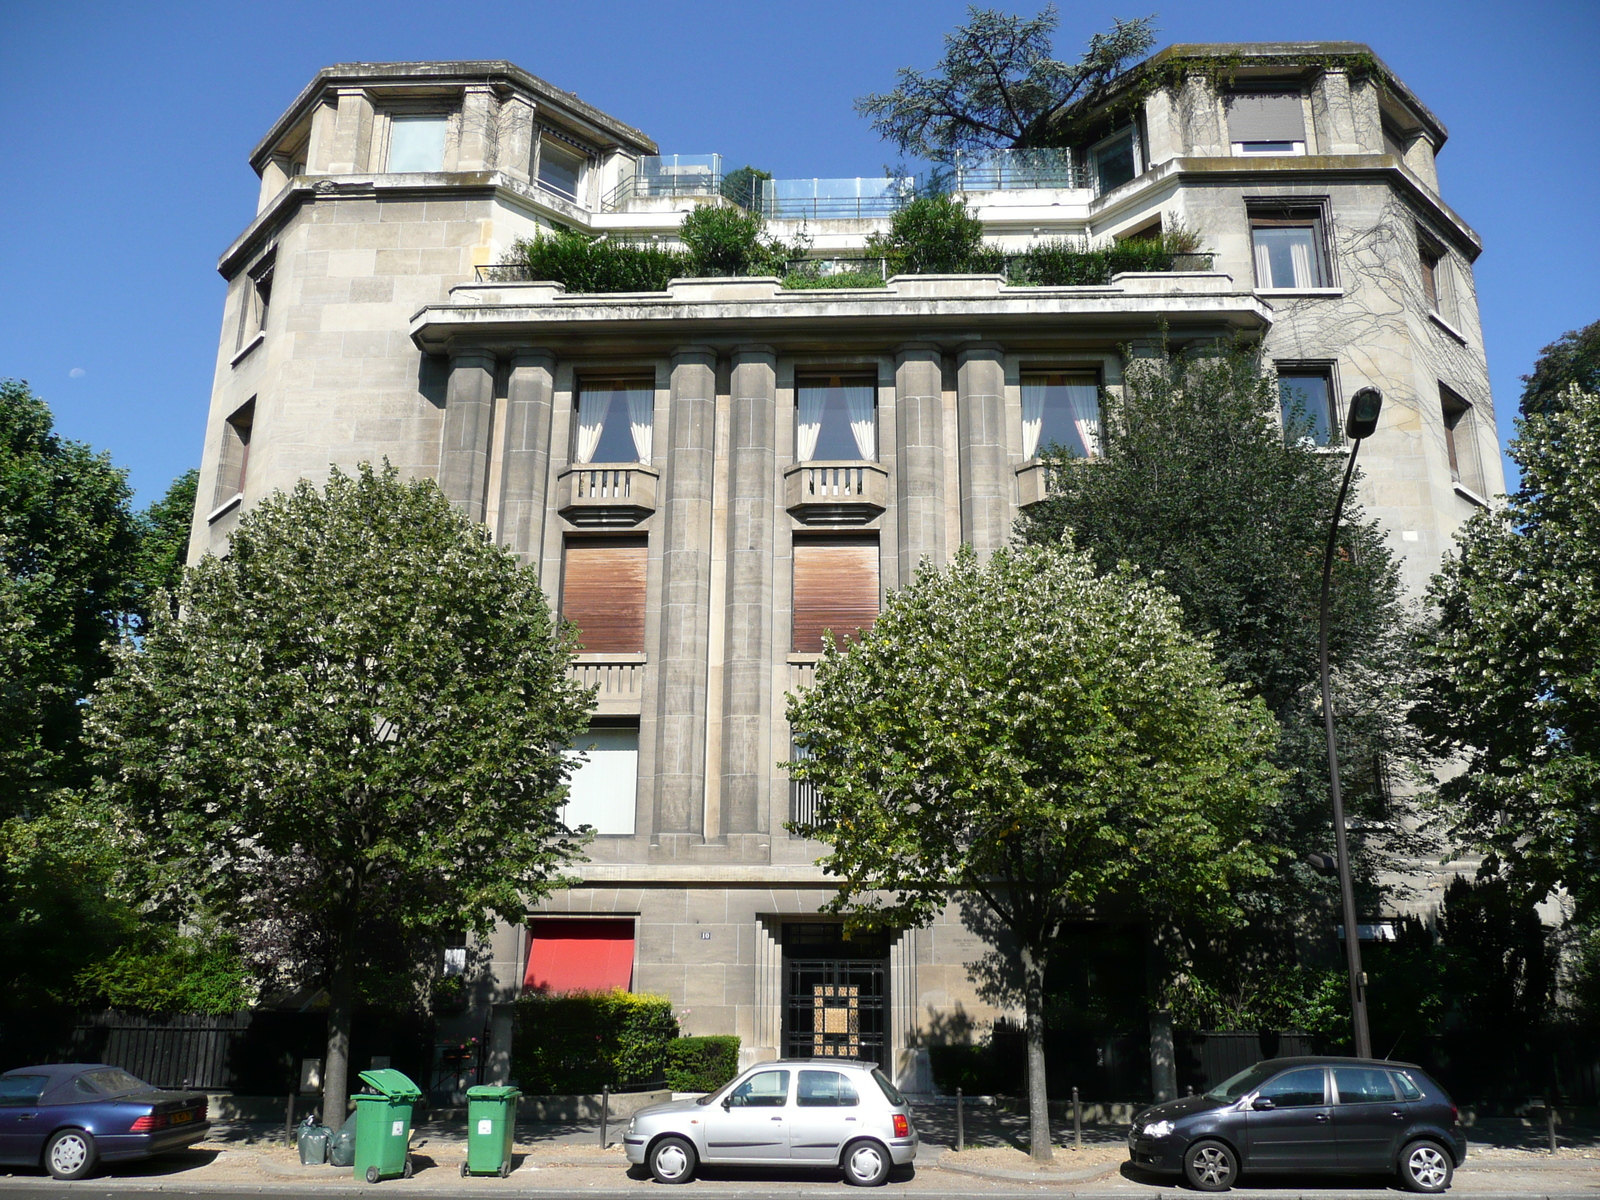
[387,115,448,173]
[561,727,638,835]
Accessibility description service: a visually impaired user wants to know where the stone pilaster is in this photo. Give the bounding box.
[456,85,500,171]
[496,350,555,568]
[326,87,375,173]
[720,347,778,835]
[496,95,537,183]
[652,347,718,836]
[438,350,496,521]
[894,344,947,581]
[956,344,1010,560]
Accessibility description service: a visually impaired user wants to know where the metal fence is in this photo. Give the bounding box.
[950,148,1081,191]
[601,154,724,212]
[757,177,914,220]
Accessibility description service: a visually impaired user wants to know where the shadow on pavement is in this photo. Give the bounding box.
[911,1100,1128,1152]
[1120,1161,1402,1192]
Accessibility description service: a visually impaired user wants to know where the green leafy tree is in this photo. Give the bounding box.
[130,468,198,628]
[787,544,1282,1159]
[865,194,1001,275]
[677,204,807,277]
[855,5,1157,162]
[1017,345,1419,997]
[1520,318,1600,418]
[76,920,253,1015]
[88,463,595,1123]
[0,379,138,814]
[719,164,772,211]
[1413,384,1600,921]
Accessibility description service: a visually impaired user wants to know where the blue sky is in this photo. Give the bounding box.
[0,0,1594,505]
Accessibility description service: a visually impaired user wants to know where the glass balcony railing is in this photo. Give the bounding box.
[950,147,1081,191]
[757,176,914,220]
[602,154,724,212]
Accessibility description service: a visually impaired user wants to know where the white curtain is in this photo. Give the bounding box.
[1064,383,1101,457]
[575,390,609,464]
[1254,240,1274,288]
[796,388,824,462]
[1021,383,1045,459]
[844,386,875,460]
[627,386,653,463]
[1289,238,1314,289]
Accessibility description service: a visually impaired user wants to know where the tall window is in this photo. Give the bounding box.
[1277,366,1335,445]
[387,114,448,173]
[1021,372,1099,459]
[214,398,255,506]
[1225,90,1307,155]
[235,251,274,351]
[538,140,584,201]
[561,535,647,652]
[1418,232,1449,317]
[1250,206,1329,289]
[796,376,876,462]
[793,536,879,652]
[789,740,818,829]
[561,724,638,835]
[1089,127,1138,193]
[1440,384,1485,496]
[574,379,653,464]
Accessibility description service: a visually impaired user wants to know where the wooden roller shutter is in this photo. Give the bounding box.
[561,536,648,652]
[793,536,880,653]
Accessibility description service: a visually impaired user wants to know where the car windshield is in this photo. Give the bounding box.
[0,1075,47,1105]
[1206,1063,1278,1102]
[76,1068,147,1096]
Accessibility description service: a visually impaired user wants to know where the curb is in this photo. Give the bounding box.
[934,1154,1120,1184]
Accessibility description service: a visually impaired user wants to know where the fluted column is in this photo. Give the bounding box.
[438,350,496,521]
[496,350,555,568]
[894,343,946,582]
[720,346,778,835]
[956,343,1009,559]
[652,347,718,835]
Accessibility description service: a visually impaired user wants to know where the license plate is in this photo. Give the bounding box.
[171,1110,193,1124]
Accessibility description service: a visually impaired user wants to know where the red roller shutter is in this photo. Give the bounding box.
[523,918,635,994]
[793,536,880,653]
[561,536,647,652]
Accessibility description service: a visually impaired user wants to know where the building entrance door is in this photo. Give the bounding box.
[782,923,887,1067]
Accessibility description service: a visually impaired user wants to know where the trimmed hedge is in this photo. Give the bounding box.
[664,1035,741,1092]
[511,990,678,1094]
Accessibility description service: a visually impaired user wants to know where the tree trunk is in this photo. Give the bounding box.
[322,946,357,1127]
[1145,928,1177,1103]
[1021,943,1053,1162]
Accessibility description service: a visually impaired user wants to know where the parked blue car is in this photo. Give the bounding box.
[0,1064,210,1179]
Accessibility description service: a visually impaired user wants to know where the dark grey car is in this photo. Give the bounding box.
[1127,1057,1466,1192]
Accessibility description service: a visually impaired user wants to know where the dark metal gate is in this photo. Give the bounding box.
[784,958,886,1066]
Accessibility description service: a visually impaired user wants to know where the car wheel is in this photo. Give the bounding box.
[1183,1139,1237,1192]
[842,1138,892,1187]
[1399,1140,1453,1193]
[648,1136,697,1184]
[45,1129,97,1181]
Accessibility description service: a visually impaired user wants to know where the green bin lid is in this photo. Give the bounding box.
[465,1085,521,1100]
[357,1068,423,1100]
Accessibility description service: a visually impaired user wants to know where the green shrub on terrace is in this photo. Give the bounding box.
[780,270,888,290]
[866,193,1004,275]
[1009,226,1204,287]
[511,228,689,293]
[511,990,679,1093]
[664,1035,742,1092]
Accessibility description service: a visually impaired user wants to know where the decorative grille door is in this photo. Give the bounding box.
[784,958,886,1066]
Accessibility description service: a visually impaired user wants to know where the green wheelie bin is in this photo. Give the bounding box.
[352,1069,422,1183]
[461,1085,520,1177]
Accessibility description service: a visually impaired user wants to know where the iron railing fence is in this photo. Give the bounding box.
[756,177,914,220]
[601,154,725,212]
[950,147,1082,191]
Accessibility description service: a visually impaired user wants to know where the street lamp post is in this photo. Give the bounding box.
[1319,386,1383,1060]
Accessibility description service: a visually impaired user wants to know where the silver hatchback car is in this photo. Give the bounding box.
[623,1059,918,1186]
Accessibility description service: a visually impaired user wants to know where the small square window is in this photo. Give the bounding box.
[796,376,876,462]
[1278,366,1335,445]
[1090,127,1138,193]
[387,114,448,173]
[1251,207,1329,289]
[1225,91,1306,153]
[1021,372,1100,459]
[574,379,653,464]
[538,141,585,201]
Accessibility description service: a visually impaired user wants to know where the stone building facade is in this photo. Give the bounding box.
[192,45,1501,1091]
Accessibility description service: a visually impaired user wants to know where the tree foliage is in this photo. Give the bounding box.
[0,379,138,815]
[1413,385,1600,920]
[854,5,1157,162]
[88,462,594,1120]
[1520,318,1600,418]
[787,543,1281,1157]
[130,468,197,629]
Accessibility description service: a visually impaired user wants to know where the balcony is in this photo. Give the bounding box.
[784,462,888,523]
[557,464,659,526]
[1016,460,1059,507]
[569,653,646,715]
[757,177,914,220]
[601,154,724,213]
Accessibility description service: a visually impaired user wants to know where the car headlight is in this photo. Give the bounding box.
[1143,1120,1175,1138]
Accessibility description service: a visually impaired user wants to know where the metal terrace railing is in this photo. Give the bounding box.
[601,154,724,212]
[950,147,1082,191]
[757,176,914,220]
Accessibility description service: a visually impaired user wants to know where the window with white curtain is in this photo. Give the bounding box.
[796,376,876,462]
[561,725,638,836]
[1250,207,1329,289]
[1020,373,1100,460]
[573,379,653,464]
[386,114,449,173]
